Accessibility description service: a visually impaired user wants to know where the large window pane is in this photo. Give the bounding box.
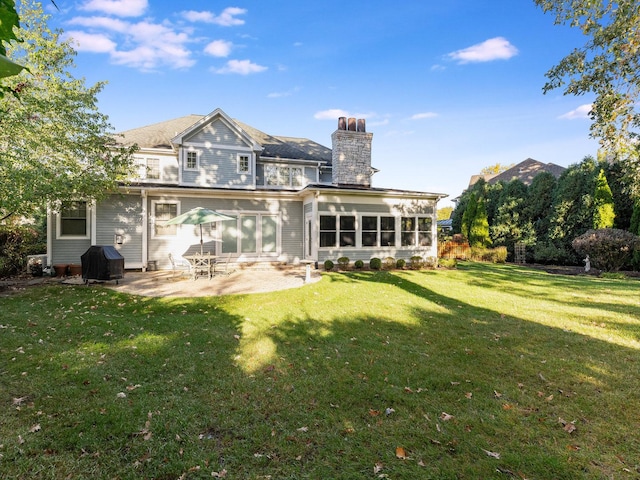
[221,220,237,253]
[61,201,87,236]
[339,215,355,247]
[381,216,395,246]
[262,216,277,253]
[241,216,257,253]
[401,217,415,246]
[320,215,337,247]
[418,217,432,246]
[362,216,377,247]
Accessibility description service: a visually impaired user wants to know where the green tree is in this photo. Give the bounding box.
[461,192,478,241]
[469,195,491,247]
[0,0,135,221]
[437,206,453,221]
[0,0,26,86]
[490,180,535,259]
[524,171,556,241]
[546,157,599,263]
[534,0,640,163]
[480,163,515,175]
[593,169,615,228]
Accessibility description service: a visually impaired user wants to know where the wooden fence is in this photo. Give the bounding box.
[438,241,471,259]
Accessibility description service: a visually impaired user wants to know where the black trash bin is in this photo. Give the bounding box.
[81,246,125,284]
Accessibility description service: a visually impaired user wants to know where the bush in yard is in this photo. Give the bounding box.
[0,223,46,277]
[396,258,406,269]
[409,256,423,269]
[424,256,438,268]
[382,256,396,269]
[369,257,382,270]
[323,259,334,271]
[354,259,364,269]
[439,258,457,269]
[572,229,640,272]
[337,256,350,269]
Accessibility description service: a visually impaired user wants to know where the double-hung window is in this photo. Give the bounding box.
[60,201,88,237]
[361,215,396,247]
[146,158,160,180]
[319,215,356,247]
[154,203,178,237]
[401,216,433,246]
[185,151,198,170]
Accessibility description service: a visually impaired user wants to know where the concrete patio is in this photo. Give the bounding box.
[97,264,322,297]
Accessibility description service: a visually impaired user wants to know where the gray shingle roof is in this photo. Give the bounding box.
[117,115,332,164]
[487,158,566,186]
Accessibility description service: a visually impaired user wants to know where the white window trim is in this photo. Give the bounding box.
[237,153,251,174]
[184,150,200,171]
[56,201,90,240]
[151,200,180,239]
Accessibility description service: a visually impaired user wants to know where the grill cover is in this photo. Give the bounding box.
[81,246,125,282]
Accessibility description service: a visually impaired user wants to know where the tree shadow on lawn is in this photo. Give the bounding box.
[246,271,640,479]
[456,262,640,325]
[2,279,639,479]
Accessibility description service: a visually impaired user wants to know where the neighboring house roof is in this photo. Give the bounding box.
[486,158,565,186]
[117,113,333,164]
[468,173,498,188]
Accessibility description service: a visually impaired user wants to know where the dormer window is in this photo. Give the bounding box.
[238,154,250,174]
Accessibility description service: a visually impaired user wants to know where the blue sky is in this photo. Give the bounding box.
[44,0,597,207]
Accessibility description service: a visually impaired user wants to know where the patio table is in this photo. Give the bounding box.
[184,253,217,280]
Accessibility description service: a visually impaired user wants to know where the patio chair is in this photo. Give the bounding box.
[214,253,235,276]
[168,253,191,278]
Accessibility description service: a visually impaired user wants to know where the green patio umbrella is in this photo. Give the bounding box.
[164,207,235,255]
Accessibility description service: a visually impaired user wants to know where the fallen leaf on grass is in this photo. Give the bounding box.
[211,469,227,477]
[494,390,502,398]
[369,409,380,417]
[482,449,501,459]
[558,418,577,434]
[296,426,308,432]
[373,462,384,474]
[567,444,581,451]
[395,447,407,459]
[465,392,473,399]
[440,412,454,421]
[385,408,395,416]
[29,424,41,433]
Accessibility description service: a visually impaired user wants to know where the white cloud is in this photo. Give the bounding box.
[213,59,267,75]
[559,104,592,120]
[68,16,195,70]
[80,0,148,17]
[448,37,518,64]
[183,7,247,26]
[65,31,116,53]
[204,40,233,57]
[411,112,438,120]
[69,16,129,33]
[314,109,350,120]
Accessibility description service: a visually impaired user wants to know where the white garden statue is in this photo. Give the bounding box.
[584,255,591,272]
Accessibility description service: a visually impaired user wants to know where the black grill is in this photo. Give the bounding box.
[81,246,125,284]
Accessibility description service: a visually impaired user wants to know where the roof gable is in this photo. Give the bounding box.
[487,158,566,186]
[115,109,332,163]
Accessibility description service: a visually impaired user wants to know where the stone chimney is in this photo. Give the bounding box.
[331,117,373,187]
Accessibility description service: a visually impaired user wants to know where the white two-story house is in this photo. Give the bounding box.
[47,108,447,270]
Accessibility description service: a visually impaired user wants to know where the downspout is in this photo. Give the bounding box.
[91,200,97,245]
[46,206,52,266]
[141,189,148,271]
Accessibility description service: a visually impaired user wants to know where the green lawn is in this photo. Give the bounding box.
[1,262,639,479]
